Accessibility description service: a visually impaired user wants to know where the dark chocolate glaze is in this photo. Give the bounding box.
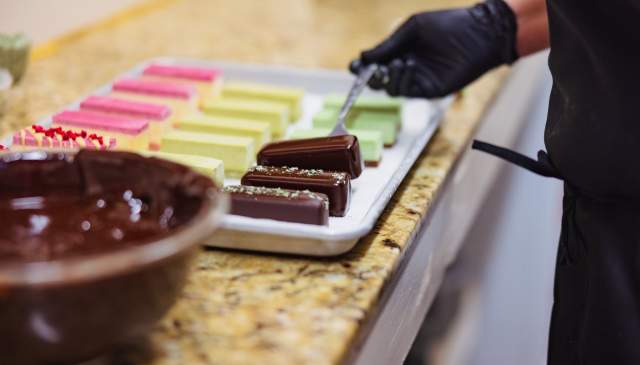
[0,150,215,263]
[224,185,329,225]
[241,165,350,217]
[257,135,364,178]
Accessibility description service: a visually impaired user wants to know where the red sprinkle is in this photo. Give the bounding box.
[30,125,107,146]
[0,145,5,150]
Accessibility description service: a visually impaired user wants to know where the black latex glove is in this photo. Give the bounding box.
[350,0,518,98]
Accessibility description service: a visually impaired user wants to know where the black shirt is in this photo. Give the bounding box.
[545,0,640,198]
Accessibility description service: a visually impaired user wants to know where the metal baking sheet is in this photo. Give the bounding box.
[10,57,449,256]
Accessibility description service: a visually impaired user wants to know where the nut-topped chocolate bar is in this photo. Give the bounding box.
[224,185,329,225]
[241,165,351,217]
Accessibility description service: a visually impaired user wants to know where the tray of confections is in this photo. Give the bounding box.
[2,57,449,256]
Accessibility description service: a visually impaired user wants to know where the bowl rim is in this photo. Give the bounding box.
[0,150,228,286]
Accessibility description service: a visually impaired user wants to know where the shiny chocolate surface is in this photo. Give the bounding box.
[0,150,215,263]
[241,165,350,217]
[224,185,329,225]
[257,135,364,178]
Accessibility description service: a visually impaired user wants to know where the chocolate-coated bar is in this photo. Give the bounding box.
[256,135,363,178]
[241,165,351,217]
[223,185,329,225]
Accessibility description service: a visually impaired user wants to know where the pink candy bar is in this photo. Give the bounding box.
[12,128,116,150]
[142,64,221,82]
[113,79,196,99]
[53,110,148,135]
[80,96,171,120]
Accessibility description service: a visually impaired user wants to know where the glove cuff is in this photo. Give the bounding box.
[472,0,519,64]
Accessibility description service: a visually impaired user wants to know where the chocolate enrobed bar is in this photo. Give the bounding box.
[223,185,329,225]
[256,135,364,178]
[241,165,351,217]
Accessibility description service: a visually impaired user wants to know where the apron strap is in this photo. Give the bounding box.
[472,140,563,179]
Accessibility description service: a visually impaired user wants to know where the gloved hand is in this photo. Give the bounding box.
[351,0,518,98]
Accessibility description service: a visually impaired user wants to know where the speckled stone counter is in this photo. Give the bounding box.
[0,1,508,364]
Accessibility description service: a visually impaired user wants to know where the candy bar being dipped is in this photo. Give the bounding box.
[223,185,329,226]
[241,165,350,217]
[257,135,363,178]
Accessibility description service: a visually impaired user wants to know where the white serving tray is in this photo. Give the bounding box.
[10,57,449,256]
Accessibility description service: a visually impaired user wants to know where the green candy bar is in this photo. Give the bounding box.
[313,109,397,146]
[323,94,402,129]
[289,128,383,166]
[221,81,304,122]
[0,33,30,83]
[201,98,289,137]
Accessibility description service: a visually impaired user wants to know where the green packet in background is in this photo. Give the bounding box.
[0,68,12,117]
[0,33,31,83]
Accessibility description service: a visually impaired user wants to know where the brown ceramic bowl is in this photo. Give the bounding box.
[0,150,227,365]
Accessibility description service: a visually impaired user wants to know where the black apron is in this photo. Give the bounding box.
[473,2,640,363]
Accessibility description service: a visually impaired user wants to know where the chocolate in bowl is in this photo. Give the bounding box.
[0,150,226,365]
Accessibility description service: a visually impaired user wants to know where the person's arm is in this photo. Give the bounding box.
[507,0,549,56]
[352,0,549,98]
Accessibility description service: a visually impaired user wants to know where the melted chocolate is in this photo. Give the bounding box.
[224,185,329,225]
[257,135,364,178]
[241,165,350,217]
[0,150,215,263]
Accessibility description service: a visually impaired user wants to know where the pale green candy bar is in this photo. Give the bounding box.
[324,93,402,112]
[142,151,225,186]
[313,109,397,146]
[0,33,30,82]
[176,112,271,148]
[323,94,402,129]
[160,129,255,175]
[221,81,304,122]
[289,127,383,166]
[201,98,289,137]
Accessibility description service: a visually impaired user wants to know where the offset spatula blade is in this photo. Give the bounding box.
[330,63,380,136]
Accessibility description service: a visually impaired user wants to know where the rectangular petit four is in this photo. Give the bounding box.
[175,113,270,148]
[323,94,402,128]
[313,109,397,146]
[257,135,363,178]
[223,185,329,225]
[289,128,383,166]
[160,130,254,175]
[141,63,222,98]
[142,151,224,186]
[220,81,304,121]
[80,95,172,150]
[110,79,199,120]
[12,125,117,150]
[52,110,149,151]
[241,165,351,217]
[201,98,289,137]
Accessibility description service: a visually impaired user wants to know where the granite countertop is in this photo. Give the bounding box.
[0,0,508,364]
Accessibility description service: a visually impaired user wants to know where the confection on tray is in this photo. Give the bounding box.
[80,95,172,150]
[12,125,116,150]
[175,112,271,148]
[257,135,364,179]
[224,185,329,226]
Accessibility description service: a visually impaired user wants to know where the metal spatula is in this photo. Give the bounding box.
[330,63,382,136]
